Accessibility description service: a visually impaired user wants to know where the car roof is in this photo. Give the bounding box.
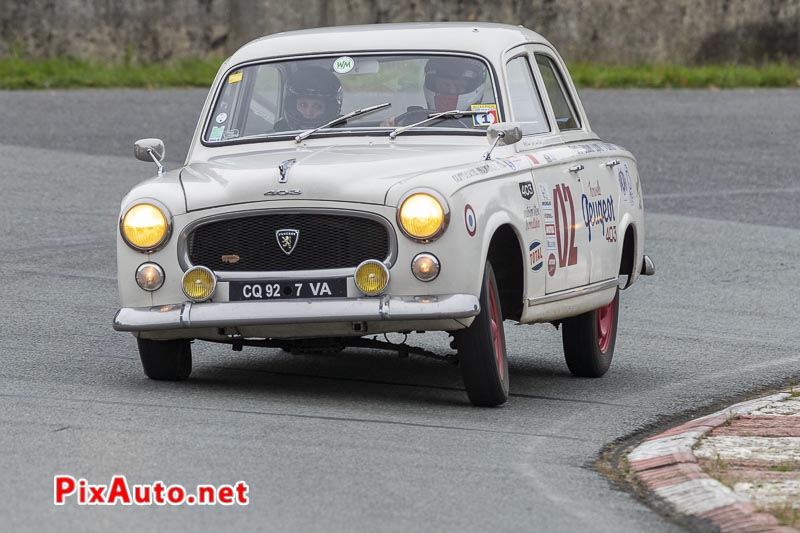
[228,22,551,65]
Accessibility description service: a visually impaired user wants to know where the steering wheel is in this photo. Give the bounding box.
[392,108,471,128]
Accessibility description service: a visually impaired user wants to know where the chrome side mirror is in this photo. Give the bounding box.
[134,138,166,176]
[484,122,523,160]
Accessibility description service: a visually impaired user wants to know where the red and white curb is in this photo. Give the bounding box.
[628,392,799,533]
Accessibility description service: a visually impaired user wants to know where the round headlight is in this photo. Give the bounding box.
[182,266,217,302]
[121,203,170,251]
[354,260,390,296]
[411,253,440,282]
[398,191,448,241]
[135,262,165,291]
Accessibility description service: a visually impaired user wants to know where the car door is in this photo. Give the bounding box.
[517,47,591,294]
[502,52,573,300]
[533,49,621,287]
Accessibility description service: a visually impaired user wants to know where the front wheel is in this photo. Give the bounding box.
[561,288,619,377]
[454,262,509,407]
[137,338,192,380]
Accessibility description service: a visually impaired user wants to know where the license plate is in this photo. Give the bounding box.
[229,278,347,301]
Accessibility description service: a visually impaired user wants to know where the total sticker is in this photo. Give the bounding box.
[464,204,477,237]
[529,241,543,271]
[333,56,355,74]
[215,112,228,124]
[470,104,498,127]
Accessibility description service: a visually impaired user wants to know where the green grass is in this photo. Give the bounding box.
[0,57,222,89]
[569,63,800,89]
[1,57,800,89]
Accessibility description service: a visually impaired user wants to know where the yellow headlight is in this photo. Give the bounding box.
[121,203,169,251]
[398,192,446,241]
[181,266,217,302]
[354,260,389,296]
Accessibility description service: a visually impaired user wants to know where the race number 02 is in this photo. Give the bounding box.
[553,184,578,267]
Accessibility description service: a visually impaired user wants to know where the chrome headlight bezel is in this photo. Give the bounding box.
[119,199,173,253]
[396,188,450,243]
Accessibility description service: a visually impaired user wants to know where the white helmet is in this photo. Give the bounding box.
[423,57,488,111]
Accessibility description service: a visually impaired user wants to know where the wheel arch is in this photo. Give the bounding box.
[617,219,640,289]
[485,223,525,321]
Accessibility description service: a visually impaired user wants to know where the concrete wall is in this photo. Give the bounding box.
[1,0,798,64]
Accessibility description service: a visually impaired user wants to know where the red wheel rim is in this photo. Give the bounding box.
[596,295,616,353]
[487,282,505,379]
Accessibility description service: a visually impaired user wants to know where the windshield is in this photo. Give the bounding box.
[203,54,499,144]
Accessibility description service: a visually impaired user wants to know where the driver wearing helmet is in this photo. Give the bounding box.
[382,57,488,127]
[274,66,343,132]
[423,57,488,112]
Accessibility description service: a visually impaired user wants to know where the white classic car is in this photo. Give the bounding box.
[114,22,654,406]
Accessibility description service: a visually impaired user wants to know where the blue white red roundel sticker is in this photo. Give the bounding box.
[464,205,477,236]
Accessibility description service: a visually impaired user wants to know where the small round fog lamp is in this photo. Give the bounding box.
[135,262,165,291]
[411,253,440,282]
[181,266,217,302]
[354,260,390,296]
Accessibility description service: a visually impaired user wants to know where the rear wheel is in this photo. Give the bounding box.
[455,262,509,406]
[562,288,619,377]
[137,338,192,380]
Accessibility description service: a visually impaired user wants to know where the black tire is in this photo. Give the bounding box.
[455,262,509,406]
[562,288,619,377]
[137,338,192,380]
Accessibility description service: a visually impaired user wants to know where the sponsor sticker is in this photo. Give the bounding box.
[529,241,544,271]
[215,112,228,124]
[546,236,557,251]
[538,183,550,202]
[496,158,516,170]
[519,181,535,200]
[209,126,225,141]
[616,163,637,206]
[545,223,556,236]
[524,206,541,231]
[548,253,557,276]
[543,210,555,225]
[333,56,355,74]
[525,153,540,165]
[228,72,243,84]
[581,193,616,242]
[470,104,498,127]
[452,163,497,183]
[464,204,477,236]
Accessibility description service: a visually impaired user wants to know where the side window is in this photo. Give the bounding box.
[241,65,281,136]
[505,56,549,136]
[535,55,580,131]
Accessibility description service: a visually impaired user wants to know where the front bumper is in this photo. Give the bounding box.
[113,294,480,333]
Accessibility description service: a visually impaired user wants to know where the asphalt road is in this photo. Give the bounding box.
[1,89,798,532]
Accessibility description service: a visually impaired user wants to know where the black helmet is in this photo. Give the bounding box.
[283,67,343,130]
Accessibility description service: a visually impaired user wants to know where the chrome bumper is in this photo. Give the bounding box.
[113,294,481,332]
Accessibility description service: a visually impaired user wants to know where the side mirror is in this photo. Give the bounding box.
[134,138,166,175]
[484,123,523,160]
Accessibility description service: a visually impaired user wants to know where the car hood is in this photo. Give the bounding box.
[180,142,484,211]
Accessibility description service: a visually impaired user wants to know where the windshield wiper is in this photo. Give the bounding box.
[389,109,483,139]
[294,102,391,143]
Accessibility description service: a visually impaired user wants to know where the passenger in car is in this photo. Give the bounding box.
[274,66,343,131]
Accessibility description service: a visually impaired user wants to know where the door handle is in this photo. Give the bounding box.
[605,159,620,168]
[569,164,584,173]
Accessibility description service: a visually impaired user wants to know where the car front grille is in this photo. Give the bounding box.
[185,212,393,272]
